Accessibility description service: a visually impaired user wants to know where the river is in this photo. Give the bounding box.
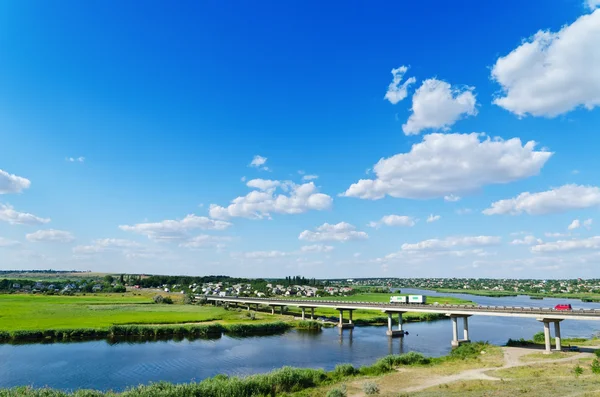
[1,289,600,392]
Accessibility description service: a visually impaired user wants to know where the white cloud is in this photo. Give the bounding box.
[483,185,600,215]
[444,194,461,202]
[491,10,600,117]
[402,79,477,135]
[246,179,282,191]
[0,169,31,194]
[210,181,332,220]
[384,66,416,105]
[568,219,581,230]
[119,214,231,241]
[302,174,319,181]
[178,235,230,249]
[300,244,334,253]
[0,237,20,247]
[427,214,441,223]
[545,232,569,238]
[511,235,542,245]
[26,229,75,243]
[66,157,85,163]
[401,236,501,251]
[584,218,593,229]
[587,0,600,9]
[0,204,50,225]
[249,155,269,171]
[369,214,416,228]
[73,238,142,254]
[244,250,289,259]
[531,236,600,253]
[343,133,551,200]
[299,222,368,242]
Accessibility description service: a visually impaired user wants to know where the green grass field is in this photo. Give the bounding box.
[0,294,276,332]
[0,292,472,333]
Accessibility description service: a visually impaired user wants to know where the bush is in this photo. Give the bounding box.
[153,295,164,304]
[326,385,347,397]
[331,364,357,380]
[362,381,380,395]
[595,349,600,358]
[448,341,489,360]
[162,296,174,304]
[574,364,584,377]
[591,359,600,374]
[533,332,545,343]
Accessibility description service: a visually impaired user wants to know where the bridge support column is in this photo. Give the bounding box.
[337,309,354,329]
[448,314,471,348]
[280,306,284,315]
[349,310,353,324]
[385,311,405,337]
[537,319,563,354]
[301,307,306,320]
[554,321,562,351]
[311,307,314,320]
[543,321,551,354]
[271,306,275,315]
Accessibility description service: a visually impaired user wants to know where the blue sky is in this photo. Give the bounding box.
[1,0,600,278]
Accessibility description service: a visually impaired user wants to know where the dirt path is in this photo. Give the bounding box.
[399,347,593,393]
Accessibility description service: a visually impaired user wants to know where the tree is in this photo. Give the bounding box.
[104,275,114,284]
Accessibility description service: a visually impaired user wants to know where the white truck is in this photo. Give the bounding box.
[390,296,408,304]
[408,295,426,304]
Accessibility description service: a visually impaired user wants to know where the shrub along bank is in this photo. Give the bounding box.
[0,342,491,397]
[0,321,308,344]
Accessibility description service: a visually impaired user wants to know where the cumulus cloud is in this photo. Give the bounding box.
[73,238,142,254]
[491,10,600,117]
[568,219,581,230]
[66,157,85,163]
[210,180,332,220]
[300,244,334,253]
[444,194,461,202]
[249,155,269,171]
[587,0,600,9]
[401,236,501,251]
[178,234,230,249]
[26,229,75,243]
[402,79,477,135]
[0,204,50,225]
[483,185,600,215]
[368,215,416,228]
[0,237,20,247]
[302,175,319,181]
[531,236,600,252]
[299,222,368,242]
[427,214,441,223]
[343,133,551,200]
[0,169,31,194]
[511,235,542,245]
[119,214,231,241]
[384,66,416,105]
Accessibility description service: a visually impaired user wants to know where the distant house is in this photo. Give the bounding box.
[12,283,20,289]
[92,284,103,292]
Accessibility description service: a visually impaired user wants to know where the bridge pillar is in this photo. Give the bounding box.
[301,307,306,320]
[543,321,551,354]
[271,306,275,315]
[349,310,353,324]
[554,321,562,351]
[385,312,405,337]
[280,305,284,315]
[337,309,354,329]
[448,314,471,348]
[311,307,314,320]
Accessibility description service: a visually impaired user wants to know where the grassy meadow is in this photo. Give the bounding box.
[0,293,278,332]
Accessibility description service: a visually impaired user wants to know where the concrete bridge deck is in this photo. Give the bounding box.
[205,295,600,352]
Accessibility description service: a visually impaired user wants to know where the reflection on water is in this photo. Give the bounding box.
[1,289,599,392]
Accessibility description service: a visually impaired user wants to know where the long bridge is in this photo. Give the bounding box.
[205,296,600,353]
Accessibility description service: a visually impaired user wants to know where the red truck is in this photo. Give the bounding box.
[554,304,572,311]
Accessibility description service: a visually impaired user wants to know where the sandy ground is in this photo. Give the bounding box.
[349,345,597,396]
